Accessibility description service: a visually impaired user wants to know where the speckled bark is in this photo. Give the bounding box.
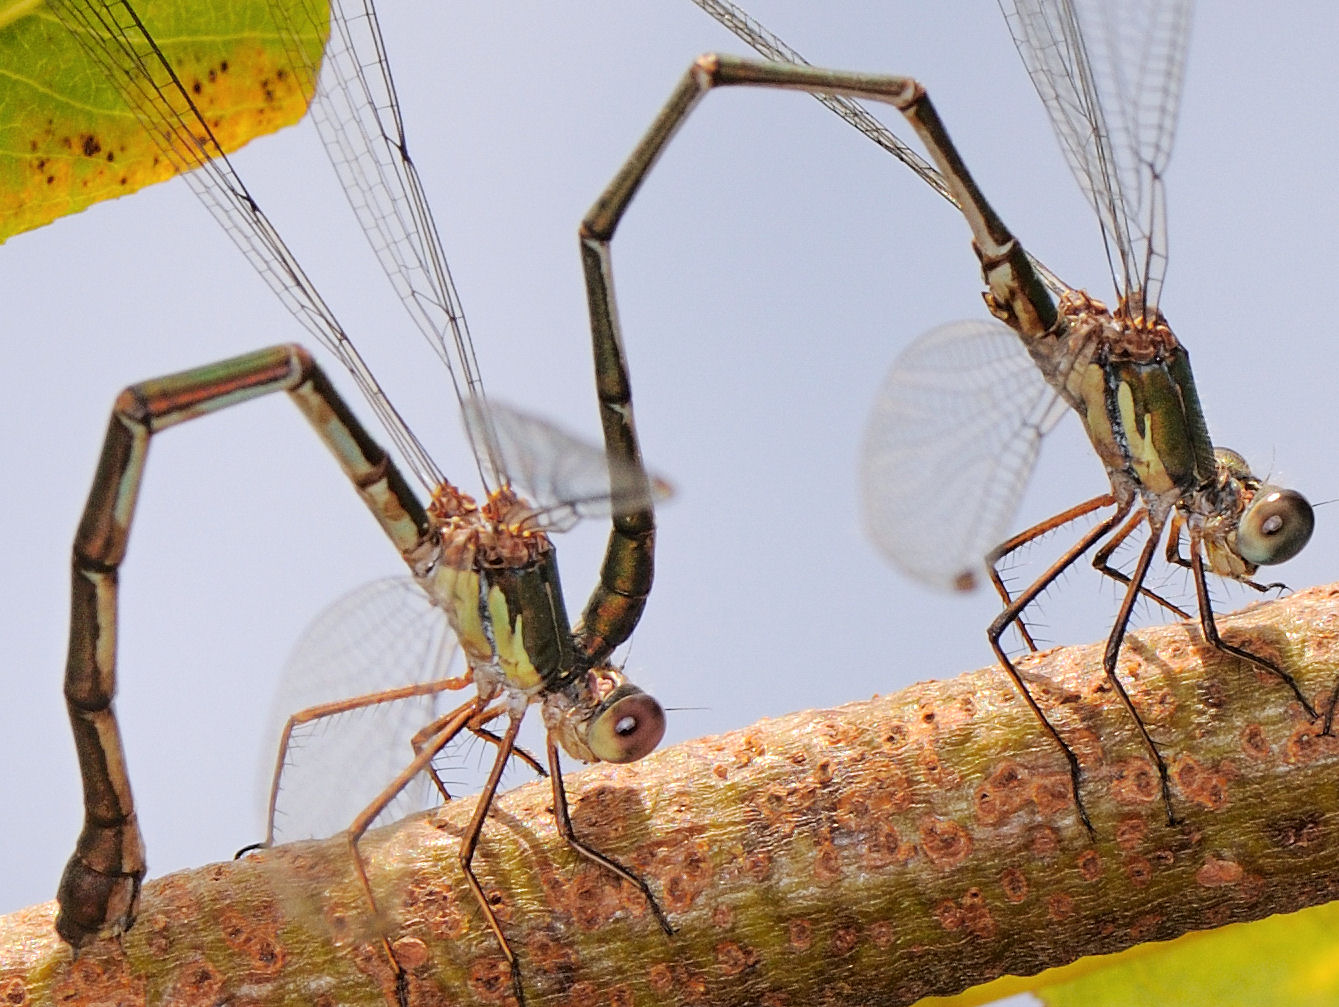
[6,584,1339,1006]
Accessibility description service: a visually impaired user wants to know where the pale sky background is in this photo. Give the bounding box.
[2,3,1335,1002]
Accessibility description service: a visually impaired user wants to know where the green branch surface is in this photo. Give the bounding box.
[5,585,1339,1006]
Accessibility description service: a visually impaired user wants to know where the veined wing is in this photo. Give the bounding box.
[300,2,671,511]
[464,400,673,533]
[51,2,646,515]
[280,0,506,487]
[262,578,466,843]
[861,319,1068,591]
[1002,0,1192,312]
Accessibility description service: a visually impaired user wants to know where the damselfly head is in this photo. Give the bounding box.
[585,680,666,764]
[1211,447,1314,568]
[546,670,665,765]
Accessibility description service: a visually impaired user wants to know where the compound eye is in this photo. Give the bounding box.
[1238,486,1314,565]
[587,692,666,764]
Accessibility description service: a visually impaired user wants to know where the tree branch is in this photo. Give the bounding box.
[7,585,1339,1005]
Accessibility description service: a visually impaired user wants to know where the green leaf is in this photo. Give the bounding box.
[0,0,327,241]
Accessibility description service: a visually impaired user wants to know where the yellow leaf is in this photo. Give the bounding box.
[1026,900,1339,1007]
[0,0,328,241]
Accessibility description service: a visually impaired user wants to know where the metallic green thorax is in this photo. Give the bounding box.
[1102,347,1217,498]
[1030,292,1218,511]
[417,487,587,697]
[488,556,578,687]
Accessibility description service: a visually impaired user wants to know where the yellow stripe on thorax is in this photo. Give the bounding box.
[485,583,543,691]
[1114,381,1178,495]
[424,563,544,692]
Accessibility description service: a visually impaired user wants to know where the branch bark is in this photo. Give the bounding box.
[7,585,1339,1006]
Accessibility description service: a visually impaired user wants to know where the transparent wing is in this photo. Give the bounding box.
[293,0,505,487]
[463,399,673,533]
[48,1,445,490]
[259,578,466,843]
[861,319,1069,591]
[1002,0,1191,311]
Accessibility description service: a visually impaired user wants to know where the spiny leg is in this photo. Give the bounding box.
[988,493,1115,651]
[465,710,548,779]
[456,715,530,1006]
[343,698,480,1004]
[265,675,471,845]
[1091,508,1192,621]
[1098,523,1181,826]
[408,699,548,805]
[546,738,674,937]
[1165,513,1191,570]
[58,345,431,948]
[1187,538,1316,720]
[988,497,1132,835]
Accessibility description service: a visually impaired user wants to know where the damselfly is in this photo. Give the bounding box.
[695,0,1320,829]
[45,2,675,999]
